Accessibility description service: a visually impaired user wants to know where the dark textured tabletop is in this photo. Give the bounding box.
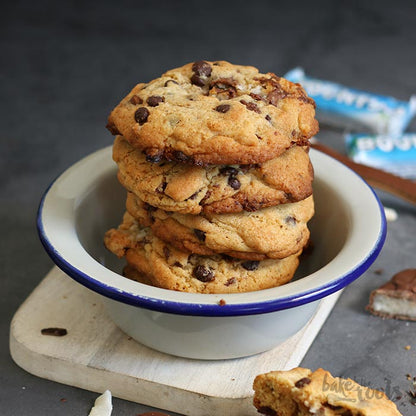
[2,0,416,414]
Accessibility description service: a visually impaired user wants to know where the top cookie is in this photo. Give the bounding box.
[107,60,319,165]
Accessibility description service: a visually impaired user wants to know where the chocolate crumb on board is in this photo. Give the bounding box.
[41,327,68,336]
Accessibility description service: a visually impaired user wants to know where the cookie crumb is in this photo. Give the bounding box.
[218,299,227,306]
[405,345,411,351]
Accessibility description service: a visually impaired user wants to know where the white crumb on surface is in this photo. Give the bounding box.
[384,207,398,222]
[88,390,113,416]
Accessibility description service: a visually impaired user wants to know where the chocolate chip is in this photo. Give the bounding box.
[41,328,67,337]
[284,192,295,202]
[191,74,205,87]
[249,92,264,101]
[134,107,150,125]
[267,88,287,106]
[225,277,236,286]
[172,150,189,162]
[147,95,165,107]
[215,104,231,113]
[209,78,237,98]
[106,122,120,135]
[194,229,206,241]
[199,190,211,205]
[145,152,163,163]
[240,99,261,113]
[129,95,143,105]
[257,406,277,416]
[228,176,241,190]
[164,79,178,86]
[265,114,272,122]
[241,260,259,271]
[192,60,212,77]
[173,261,183,268]
[295,377,311,388]
[193,265,215,282]
[219,166,239,176]
[163,246,170,260]
[221,254,235,262]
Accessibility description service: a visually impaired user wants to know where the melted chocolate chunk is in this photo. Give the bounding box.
[209,78,237,98]
[192,60,212,77]
[129,94,143,105]
[172,150,189,162]
[257,406,277,416]
[164,79,178,87]
[219,166,239,176]
[240,99,261,113]
[41,328,67,337]
[267,88,287,106]
[241,260,259,271]
[215,104,231,113]
[106,122,121,135]
[193,265,215,282]
[134,107,150,124]
[249,92,264,101]
[147,95,165,107]
[228,176,241,190]
[194,229,206,241]
[225,277,236,286]
[145,153,162,163]
[295,377,311,388]
[191,73,206,87]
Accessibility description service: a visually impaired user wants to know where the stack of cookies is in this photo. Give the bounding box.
[104,60,319,294]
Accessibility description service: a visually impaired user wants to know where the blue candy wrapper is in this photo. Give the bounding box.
[346,133,416,179]
[285,68,416,136]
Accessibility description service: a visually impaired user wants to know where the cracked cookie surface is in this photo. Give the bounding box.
[113,135,314,214]
[104,212,300,294]
[126,193,314,260]
[107,60,318,165]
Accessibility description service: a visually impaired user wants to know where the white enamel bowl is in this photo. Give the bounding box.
[37,146,386,360]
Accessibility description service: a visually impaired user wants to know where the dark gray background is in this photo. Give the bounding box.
[2,0,416,414]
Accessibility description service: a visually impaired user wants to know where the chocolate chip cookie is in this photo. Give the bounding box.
[104,212,300,294]
[126,192,314,260]
[253,367,401,416]
[113,136,314,214]
[107,60,318,165]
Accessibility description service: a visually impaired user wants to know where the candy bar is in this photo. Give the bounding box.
[285,67,416,136]
[367,269,416,321]
[346,133,416,179]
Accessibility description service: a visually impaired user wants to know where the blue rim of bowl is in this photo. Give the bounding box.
[37,151,387,317]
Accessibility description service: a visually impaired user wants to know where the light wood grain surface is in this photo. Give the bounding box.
[10,267,342,416]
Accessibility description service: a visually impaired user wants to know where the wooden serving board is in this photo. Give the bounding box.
[10,267,342,416]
